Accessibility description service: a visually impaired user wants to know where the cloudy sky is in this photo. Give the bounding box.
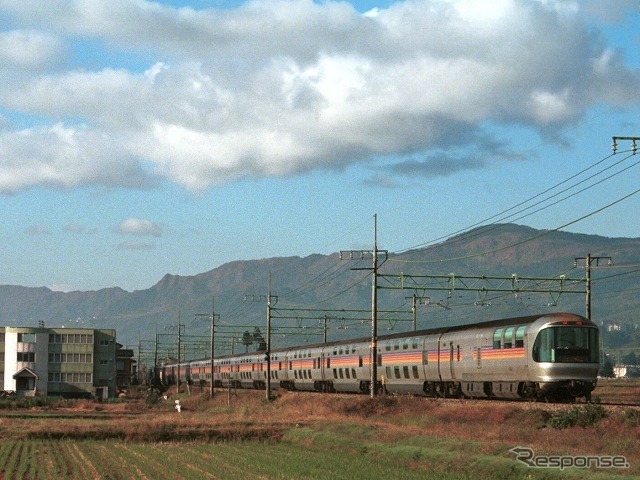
[0,0,639,292]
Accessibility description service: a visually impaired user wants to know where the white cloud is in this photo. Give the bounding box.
[0,30,64,70]
[116,218,163,237]
[0,0,638,193]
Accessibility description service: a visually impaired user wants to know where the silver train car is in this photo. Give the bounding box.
[160,312,599,402]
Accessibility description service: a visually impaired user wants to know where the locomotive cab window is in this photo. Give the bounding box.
[533,326,599,363]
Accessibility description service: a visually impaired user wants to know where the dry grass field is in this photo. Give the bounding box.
[0,379,638,479]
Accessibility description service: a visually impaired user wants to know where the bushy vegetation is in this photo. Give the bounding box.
[0,395,70,410]
[548,403,608,429]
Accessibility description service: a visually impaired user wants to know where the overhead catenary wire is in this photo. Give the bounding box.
[387,152,640,265]
[389,186,640,265]
[393,149,637,256]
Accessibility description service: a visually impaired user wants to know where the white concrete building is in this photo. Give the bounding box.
[0,327,117,398]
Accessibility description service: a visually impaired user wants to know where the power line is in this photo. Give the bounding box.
[388,183,640,266]
[394,149,638,256]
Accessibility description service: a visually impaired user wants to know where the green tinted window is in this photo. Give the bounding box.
[493,328,503,349]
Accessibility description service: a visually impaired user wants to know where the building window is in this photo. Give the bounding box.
[17,352,35,362]
[17,333,36,343]
[49,333,94,344]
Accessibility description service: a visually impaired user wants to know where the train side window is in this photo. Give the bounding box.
[386,366,392,379]
[412,338,419,349]
[402,339,409,350]
[385,342,391,352]
[515,326,526,348]
[394,340,400,351]
[403,366,410,379]
[493,328,503,349]
[393,366,401,379]
[412,365,419,378]
[504,327,515,349]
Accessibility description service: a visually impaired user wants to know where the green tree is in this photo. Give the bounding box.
[622,351,637,366]
[241,330,253,353]
[600,354,615,378]
[253,327,267,352]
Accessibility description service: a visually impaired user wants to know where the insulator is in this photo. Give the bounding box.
[612,138,617,153]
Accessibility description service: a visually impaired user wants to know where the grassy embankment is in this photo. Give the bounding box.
[0,379,637,479]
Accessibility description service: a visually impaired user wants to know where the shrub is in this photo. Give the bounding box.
[341,395,398,417]
[549,403,607,429]
[622,408,640,427]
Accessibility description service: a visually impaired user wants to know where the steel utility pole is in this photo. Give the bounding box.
[371,215,378,398]
[244,282,278,401]
[166,313,185,394]
[574,254,612,321]
[406,295,430,331]
[195,296,219,399]
[266,274,273,402]
[340,214,388,398]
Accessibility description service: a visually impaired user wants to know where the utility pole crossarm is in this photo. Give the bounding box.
[612,136,639,154]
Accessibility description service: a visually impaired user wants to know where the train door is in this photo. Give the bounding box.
[436,333,443,382]
[449,342,457,380]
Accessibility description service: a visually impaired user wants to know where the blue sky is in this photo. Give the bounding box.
[0,0,639,292]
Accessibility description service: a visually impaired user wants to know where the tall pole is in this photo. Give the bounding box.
[266,273,272,401]
[371,214,378,398]
[323,314,328,344]
[575,254,611,321]
[412,295,417,332]
[339,214,387,398]
[210,297,215,399]
[585,253,592,321]
[177,311,182,394]
[154,332,158,383]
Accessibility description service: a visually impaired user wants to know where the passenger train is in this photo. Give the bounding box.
[158,312,600,402]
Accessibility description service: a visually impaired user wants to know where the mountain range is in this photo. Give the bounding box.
[2,224,639,359]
